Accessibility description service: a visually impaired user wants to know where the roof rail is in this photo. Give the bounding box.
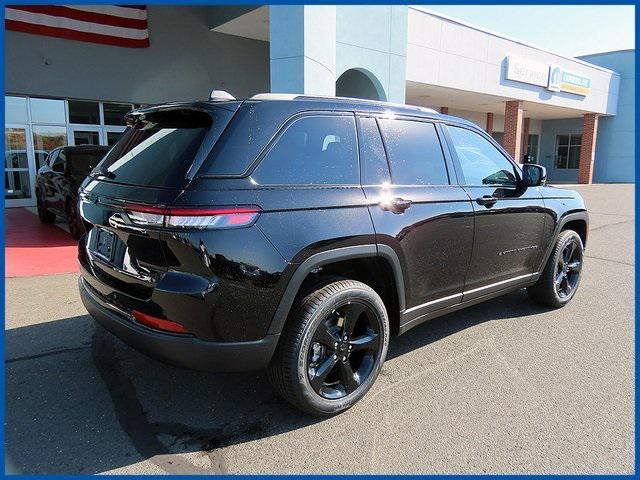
[250,93,299,100]
[248,93,439,113]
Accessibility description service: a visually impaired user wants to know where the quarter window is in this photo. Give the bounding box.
[554,134,581,169]
[446,125,518,186]
[377,119,448,185]
[253,115,358,185]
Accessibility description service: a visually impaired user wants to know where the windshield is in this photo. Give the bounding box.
[93,107,234,188]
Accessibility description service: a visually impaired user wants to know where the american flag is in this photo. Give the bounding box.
[5,5,150,48]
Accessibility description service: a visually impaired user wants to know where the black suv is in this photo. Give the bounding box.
[78,95,588,415]
[36,145,109,238]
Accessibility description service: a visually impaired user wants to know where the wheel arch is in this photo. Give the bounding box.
[535,210,589,279]
[267,245,405,336]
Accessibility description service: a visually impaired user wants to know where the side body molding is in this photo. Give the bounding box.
[267,244,406,335]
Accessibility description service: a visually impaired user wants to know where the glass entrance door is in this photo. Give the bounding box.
[5,126,35,206]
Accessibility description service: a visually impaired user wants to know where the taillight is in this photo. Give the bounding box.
[123,204,260,230]
[132,310,189,334]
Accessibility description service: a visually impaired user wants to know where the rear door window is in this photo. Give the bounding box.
[378,119,449,185]
[94,107,234,189]
[252,115,358,185]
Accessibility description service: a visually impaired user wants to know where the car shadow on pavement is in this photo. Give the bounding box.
[5,289,551,474]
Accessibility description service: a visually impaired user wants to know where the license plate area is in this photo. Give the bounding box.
[92,227,116,263]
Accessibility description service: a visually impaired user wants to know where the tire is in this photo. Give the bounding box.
[528,229,584,308]
[66,198,83,240]
[267,279,389,416]
[36,190,55,224]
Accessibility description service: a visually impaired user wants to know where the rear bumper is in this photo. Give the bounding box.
[79,277,279,372]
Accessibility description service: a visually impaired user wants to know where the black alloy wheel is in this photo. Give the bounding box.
[267,279,389,416]
[307,300,381,400]
[528,229,584,308]
[554,239,582,298]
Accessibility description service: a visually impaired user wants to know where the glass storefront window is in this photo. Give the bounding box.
[6,96,28,123]
[103,103,133,126]
[69,100,100,124]
[554,134,582,169]
[73,130,100,145]
[32,126,67,169]
[30,98,65,124]
[5,171,32,199]
[5,127,31,200]
[107,131,124,146]
[5,128,29,169]
[4,95,136,205]
[526,134,539,163]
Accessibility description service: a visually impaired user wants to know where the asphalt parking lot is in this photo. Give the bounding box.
[5,184,634,474]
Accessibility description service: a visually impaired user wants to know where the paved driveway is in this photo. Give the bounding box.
[5,184,634,474]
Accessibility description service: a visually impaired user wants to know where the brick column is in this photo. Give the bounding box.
[485,112,494,134]
[578,113,599,184]
[440,107,448,115]
[520,117,530,162]
[503,100,524,162]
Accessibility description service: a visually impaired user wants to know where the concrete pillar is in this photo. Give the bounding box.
[503,100,524,162]
[269,6,336,95]
[578,113,599,184]
[485,112,494,134]
[440,107,448,114]
[520,117,530,162]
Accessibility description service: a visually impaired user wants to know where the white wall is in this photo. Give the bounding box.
[407,8,620,115]
[5,6,270,104]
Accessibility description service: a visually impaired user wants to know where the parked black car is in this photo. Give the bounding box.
[78,94,588,415]
[36,145,109,239]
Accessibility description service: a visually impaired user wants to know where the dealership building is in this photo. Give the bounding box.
[5,5,634,207]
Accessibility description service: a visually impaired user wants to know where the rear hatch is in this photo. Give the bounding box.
[78,102,238,301]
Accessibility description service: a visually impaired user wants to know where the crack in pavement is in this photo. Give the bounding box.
[6,345,91,363]
[90,325,271,474]
[585,255,634,267]
[588,219,633,232]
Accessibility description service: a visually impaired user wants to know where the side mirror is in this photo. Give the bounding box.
[522,163,546,187]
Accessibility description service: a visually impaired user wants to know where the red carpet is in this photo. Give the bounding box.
[5,208,79,278]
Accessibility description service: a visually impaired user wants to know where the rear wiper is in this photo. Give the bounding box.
[91,166,116,179]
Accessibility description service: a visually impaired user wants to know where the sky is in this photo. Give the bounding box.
[420,5,635,58]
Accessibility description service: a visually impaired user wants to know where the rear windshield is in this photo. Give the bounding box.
[94,107,234,188]
[67,149,108,176]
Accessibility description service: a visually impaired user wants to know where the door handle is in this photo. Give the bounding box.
[380,197,412,214]
[476,195,498,207]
